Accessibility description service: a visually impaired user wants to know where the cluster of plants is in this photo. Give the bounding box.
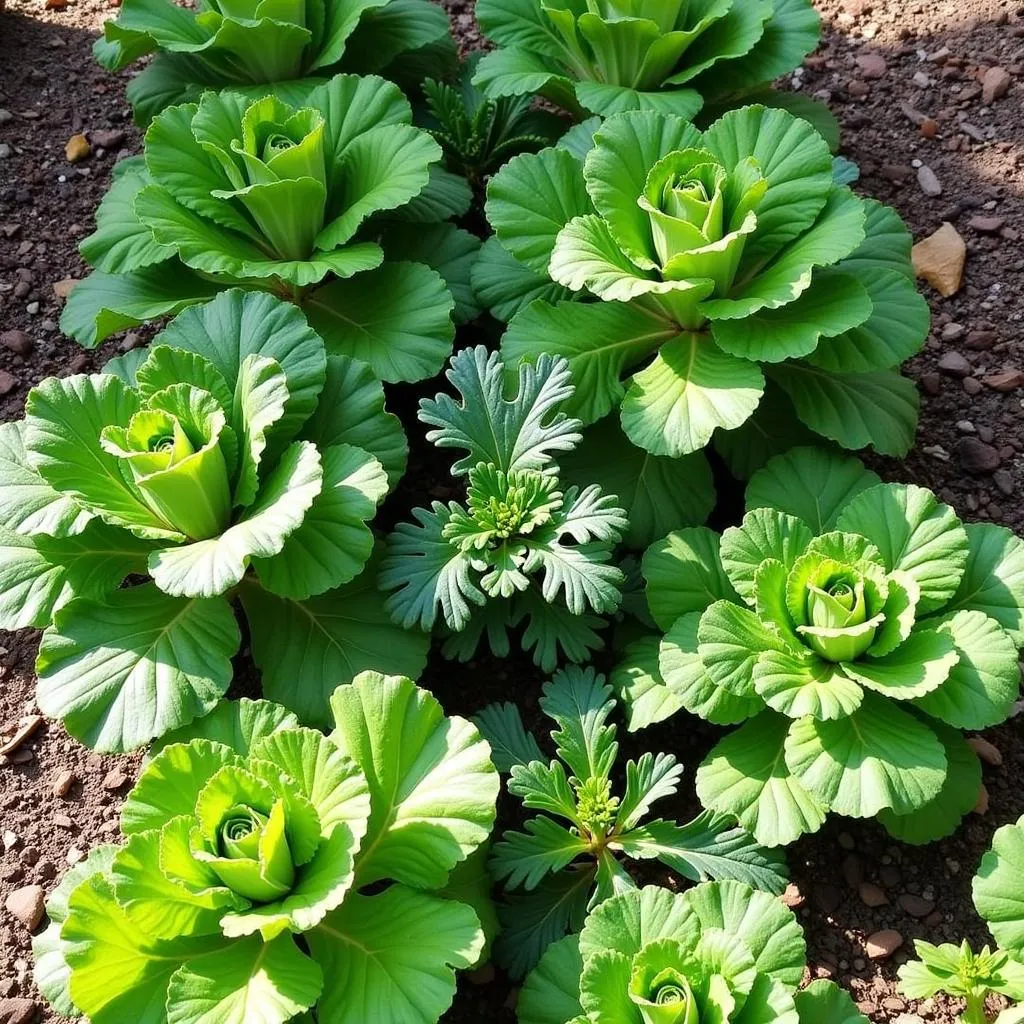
[13,0,1024,1021]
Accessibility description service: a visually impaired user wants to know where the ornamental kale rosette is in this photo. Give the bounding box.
[64,74,478,380]
[616,447,1024,847]
[380,347,629,671]
[94,0,455,126]
[476,107,928,464]
[0,289,426,752]
[473,0,829,133]
[32,675,500,1024]
[517,882,868,1024]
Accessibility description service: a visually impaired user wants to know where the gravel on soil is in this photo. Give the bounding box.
[1,0,1023,1020]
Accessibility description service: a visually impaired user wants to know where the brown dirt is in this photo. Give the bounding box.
[1,0,1023,1021]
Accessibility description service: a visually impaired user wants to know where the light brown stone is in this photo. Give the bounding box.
[912,222,966,297]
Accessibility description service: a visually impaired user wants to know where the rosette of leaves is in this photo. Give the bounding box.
[63,74,479,376]
[615,446,1024,848]
[94,0,455,126]
[477,106,928,464]
[473,666,788,978]
[380,345,630,671]
[31,674,500,1024]
[517,882,868,1024]
[472,0,828,131]
[420,54,566,188]
[898,815,1024,1023]
[0,289,427,752]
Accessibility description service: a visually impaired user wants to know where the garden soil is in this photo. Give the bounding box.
[1,0,1023,1020]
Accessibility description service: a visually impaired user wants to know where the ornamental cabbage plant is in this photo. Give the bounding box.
[517,882,868,1024]
[63,74,476,383]
[473,0,829,131]
[32,674,500,1024]
[617,446,1024,847]
[474,666,788,978]
[0,289,427,752]
[479,107,928,463]
[899,814,1024,1023]
[380,346,630,671]
[95,0,455,126]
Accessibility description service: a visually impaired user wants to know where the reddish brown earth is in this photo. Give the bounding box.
[1,0,1023,1020]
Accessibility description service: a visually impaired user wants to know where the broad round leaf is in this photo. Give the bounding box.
[0,520,152,630]
[745,446,880,534]
[583,111,703,268]
[700,105,833,269]
[766,362,919,457]
[840,626,959,701]
[253,444,387,600]
[974,815,1024,957]
[166,935,322,1024]
[658,614,765,725]
[59,263,223,349]
[696,711,828,847]
[299,354,408,489]
[151,697,299,759]
[946,523,1024,645]
[683,877,808,986]
[304,261,455,383]
[753,649,864,720]
[804,268,930,373]
[486,147,593,275]
[794,980,870,1024]
[306,887,483,1024]
[518,935,584,1024]
[36,585,240,752]
[578,885,699,961]
[472,235,574,323]
[242,545,430,728]
[911,610,1022,730]
[710,271,872,364]
[643,526,740,632]
[329,670,499,888]
[784,692,947,818]
[0,421,93,538]
[62,874,226,1024]
[621,335,766,458]
[121,738,241,835]
[879,725,982,846]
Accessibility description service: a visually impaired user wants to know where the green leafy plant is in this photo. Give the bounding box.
[0,289,426,751]
[900,942,1024,1024]
[614,446,1024,847]
[94,0,455,126]
[420,55,566,187]
[517,881,868,1024]
[476,107,928,464]
[380,345,631,671]
[63,74,478,372]
[473,665,788,978]
[32,673,500,1024]
[898,814,1024,1023]
[472,0,832,135]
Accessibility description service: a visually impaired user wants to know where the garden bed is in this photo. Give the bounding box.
[0,0,1023,1020]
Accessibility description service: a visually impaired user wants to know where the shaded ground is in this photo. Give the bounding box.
[1,0,1023,1020]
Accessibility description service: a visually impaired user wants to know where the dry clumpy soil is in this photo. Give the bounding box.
[1,0,1023,1021]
